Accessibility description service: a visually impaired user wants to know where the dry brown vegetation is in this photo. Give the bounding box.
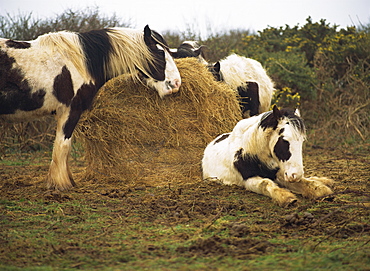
[75,59,240,185]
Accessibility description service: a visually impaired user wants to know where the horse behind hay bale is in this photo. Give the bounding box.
[202,106,334,207]
[170,41,207,64]
[76,58,241,185]
[172,44,275,118]
[210,54,275,118]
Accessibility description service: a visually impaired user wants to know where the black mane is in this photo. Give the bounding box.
[78,29,112,88]
[259,107,306,135]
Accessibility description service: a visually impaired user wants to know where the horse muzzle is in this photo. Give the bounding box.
[165,79,181,93]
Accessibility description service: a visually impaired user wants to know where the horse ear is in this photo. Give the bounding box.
[144,25,151,36]
[295,108,301,117]
[214,62,221,72]
[272,105,282,119]
[143,25,153,45]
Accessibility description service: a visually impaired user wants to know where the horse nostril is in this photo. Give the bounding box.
[173,79,181,88]
[166,79,181,90]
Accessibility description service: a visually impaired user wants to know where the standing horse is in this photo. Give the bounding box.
[202,106,334,206]
[210,54,275,118]
[0,25,181,191]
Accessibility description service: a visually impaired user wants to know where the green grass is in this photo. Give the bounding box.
[1,189,369,270]
[1,145,369,270]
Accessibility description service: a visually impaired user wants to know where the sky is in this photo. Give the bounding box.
[0,0,369,37]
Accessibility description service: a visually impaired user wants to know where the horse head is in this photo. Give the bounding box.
[261,105,306,183]
[142,25,181,98]
[170,40,208,65]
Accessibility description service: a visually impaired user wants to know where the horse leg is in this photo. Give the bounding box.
[47,109,76,191]
[278,176,334,199]
[244,177,298,207]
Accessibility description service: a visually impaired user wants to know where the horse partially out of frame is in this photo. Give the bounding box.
[0,25,181,191]
[202,106,334,207]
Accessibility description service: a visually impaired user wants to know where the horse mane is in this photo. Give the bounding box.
[260,108,306,139]
[36,31,90,81]
[36,28,157,86]
[102,28,156,82]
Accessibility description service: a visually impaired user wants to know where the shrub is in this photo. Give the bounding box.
[0,7,131,40]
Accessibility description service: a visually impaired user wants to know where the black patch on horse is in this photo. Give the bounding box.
[78,29,112,88]
[143,26,166,81]
[172,43,203,59]
[53,66,74,106]
[0,50,45,114]
[233,148,279,180]
[274,136,291,162]
[5,40,31,49]
[214,133,230,144]
[237,82,260,117]
[63,83,97,139]
[259,106,305,134]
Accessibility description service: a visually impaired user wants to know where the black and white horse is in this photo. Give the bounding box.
[0,25,181,191]
[209,54,275,118]
[202,106,334,206]
[171,42,274,118]
[170,41,207,64]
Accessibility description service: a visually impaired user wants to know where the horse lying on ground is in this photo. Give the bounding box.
[171,41,274,118]
[0,25,181,191]
[202,105,334,206]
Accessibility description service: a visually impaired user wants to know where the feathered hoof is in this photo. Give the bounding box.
[46,175,76,191]
[303,183,333,199]
[275,191,298,207]
[308,176,335,187]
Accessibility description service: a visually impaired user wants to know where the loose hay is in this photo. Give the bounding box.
[75,58,241,186]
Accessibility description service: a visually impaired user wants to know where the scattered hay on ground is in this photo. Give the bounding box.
[75,58,241,186]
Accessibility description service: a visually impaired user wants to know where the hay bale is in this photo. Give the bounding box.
[75,58,241,186]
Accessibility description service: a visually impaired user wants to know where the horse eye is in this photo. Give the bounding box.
[279,128,285,135]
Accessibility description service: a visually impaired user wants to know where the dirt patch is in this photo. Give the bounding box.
[0,144,369,268]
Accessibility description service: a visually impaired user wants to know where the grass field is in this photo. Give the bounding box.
[1,144,369,270]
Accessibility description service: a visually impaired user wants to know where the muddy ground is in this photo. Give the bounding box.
[0,144,369,269]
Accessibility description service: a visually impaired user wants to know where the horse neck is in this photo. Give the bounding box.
[105,28,154,81]
[233,118,275,160]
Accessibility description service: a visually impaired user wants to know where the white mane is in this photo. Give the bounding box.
[36,28,156,84]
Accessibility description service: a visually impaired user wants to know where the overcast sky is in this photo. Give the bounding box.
[1,0,369,36]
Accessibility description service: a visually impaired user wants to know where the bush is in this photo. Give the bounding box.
[0,7,131,40]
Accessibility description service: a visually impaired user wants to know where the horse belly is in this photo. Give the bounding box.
[202,141,244,186]
[0,47,76,121]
